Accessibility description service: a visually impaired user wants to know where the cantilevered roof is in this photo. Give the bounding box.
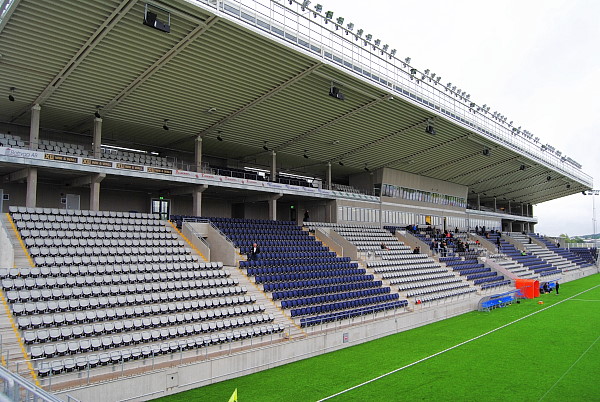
[0,0,592,205]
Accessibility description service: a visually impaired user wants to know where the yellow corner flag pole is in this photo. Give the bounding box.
[228,388,238,402]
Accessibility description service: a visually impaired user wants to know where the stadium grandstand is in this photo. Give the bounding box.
[0,0,597,400]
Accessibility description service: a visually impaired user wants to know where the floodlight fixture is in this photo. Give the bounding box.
[263,141,269,151]
[364,164,369,172]
[547,176,551,181]
[566,183,571,189]
[482,148,490,156]
[94,106,102,119]
[519,164,526,171]
[163,119,169,130]
[8,87,16,102]
[338,161,344,166]
[303,150,309,159]
[217,131,223,141]
[425,125,436,135]
[313,3,322,17]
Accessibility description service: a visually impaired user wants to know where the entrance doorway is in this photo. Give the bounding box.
[151,198,171,220]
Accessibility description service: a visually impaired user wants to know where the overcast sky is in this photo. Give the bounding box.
[316,0,600,237]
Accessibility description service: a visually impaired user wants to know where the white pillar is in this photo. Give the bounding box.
[93,117,103,159]
[195,136,203,172]
[494,197,497,213]
[89,174,105,211]
[26,168,37,208]
[268,193,283,220]
[29,104,41,150]
[270,151,277,182]
[192,184,208,216]
[326,162,332,190]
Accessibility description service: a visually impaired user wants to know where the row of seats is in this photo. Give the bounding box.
[17,297,258,329]
[271,281,383,301]
[10,206,160,219]
[291,294,399,317]
[35,323,286,377]
[282,287,391,310]
[0,262,223,279]
[300,300,406,327]
[9,283,244,312]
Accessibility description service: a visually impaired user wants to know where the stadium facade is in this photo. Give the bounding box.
[0,0,596,400]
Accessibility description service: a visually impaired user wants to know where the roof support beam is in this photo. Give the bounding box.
[198,63,322,138]
[0,0,22,35]
[66,173,106,188]
[34,0,138,106]
[164,62,322,149]
[100,15,217,117]
[275,94,392,152]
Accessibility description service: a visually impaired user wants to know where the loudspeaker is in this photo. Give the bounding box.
[144,11,171,33]
[329,87,345,100]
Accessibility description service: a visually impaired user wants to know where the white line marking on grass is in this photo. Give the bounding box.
[567,299,600,302]
[316,283,600,402]
[538,334,600,401]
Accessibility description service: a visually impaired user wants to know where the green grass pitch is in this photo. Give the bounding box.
[157,273,600,402]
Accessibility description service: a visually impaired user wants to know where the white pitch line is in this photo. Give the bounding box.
[567,299,600,302]
[316,283,600,402]
[538,334,600,401]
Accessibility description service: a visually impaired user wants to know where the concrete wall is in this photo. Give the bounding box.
[0,216,14,267]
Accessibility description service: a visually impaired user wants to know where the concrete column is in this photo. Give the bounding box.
[268,193,283,220]
[326,162,332,190]
[93,117,103,159]
[477,194,480,211]
[508,200,511,215]
[270,151,277,182]
[29,104,41,150]
[26,168,37,208]
[89,174,105,211]
[520,203,524,216]
[493,197,497,213]
[194,136,203,172]
[192,184,208,216]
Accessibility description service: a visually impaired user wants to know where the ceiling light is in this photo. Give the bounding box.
[206,107,217,113]
[519,164,526,171]
[8,87,15,102]
[94,105,102,119]
[303,150,309,159]
[482,148,490,156]
[425,125,436,135]
[364,164,369,172]
[217,131,223,141]
[547,176,551,181]
[338,161,344,166]
[263,141,269,151]
[163,119,169,130]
